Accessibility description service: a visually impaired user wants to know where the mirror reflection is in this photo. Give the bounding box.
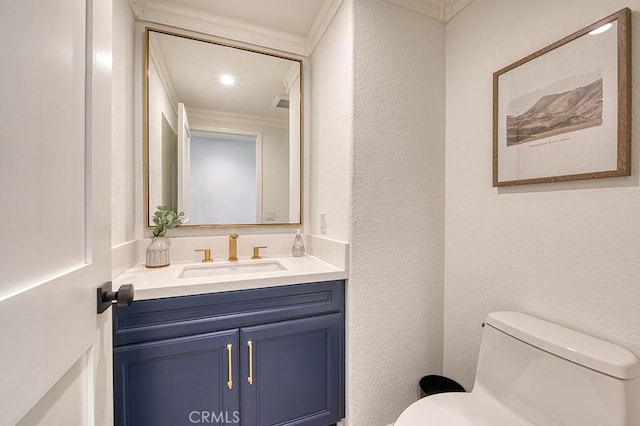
[146,28,302,226]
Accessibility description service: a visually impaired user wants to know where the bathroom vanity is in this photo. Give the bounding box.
[111,255,346,426]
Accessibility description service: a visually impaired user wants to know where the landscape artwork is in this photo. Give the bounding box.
[506,75,603,146]
[492,8,630,187]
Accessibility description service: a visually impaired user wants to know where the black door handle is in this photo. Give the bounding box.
[97,281,134,313]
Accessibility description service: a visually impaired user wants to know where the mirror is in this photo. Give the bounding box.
[145,28,302,227]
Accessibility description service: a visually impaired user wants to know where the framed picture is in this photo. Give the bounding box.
[493,8,631,187]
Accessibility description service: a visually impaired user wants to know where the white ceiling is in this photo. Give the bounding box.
[130,0,474,56]
[151,29,296,120]
[139,0,475,119]
[143,0,327,37]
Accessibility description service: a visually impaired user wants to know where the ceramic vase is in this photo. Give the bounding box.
[146,236,171,268]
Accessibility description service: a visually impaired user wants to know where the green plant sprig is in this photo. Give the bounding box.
[152,206,185,237]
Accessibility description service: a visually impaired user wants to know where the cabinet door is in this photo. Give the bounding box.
[241,314,343,426]
[114,330,240,426]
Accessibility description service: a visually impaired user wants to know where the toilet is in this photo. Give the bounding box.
[395,311,640,425]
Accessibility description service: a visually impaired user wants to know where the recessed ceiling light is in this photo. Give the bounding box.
[220,74,235,85]
[589,23,612,35]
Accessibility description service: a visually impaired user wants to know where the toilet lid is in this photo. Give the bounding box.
[394,392,529,426]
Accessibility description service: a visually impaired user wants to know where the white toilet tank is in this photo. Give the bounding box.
[475,312,640,426]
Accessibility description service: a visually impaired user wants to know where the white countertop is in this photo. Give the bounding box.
[113,255,348,300]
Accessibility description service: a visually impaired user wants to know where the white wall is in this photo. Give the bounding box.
[261,125,290,223]
[444,0,640,390]
[189,132,257,224]
[147,57,178,220]
[309,1,353,241]
[188,113,290,224]
[348,1,446,425]
[289,73,302,223]
[111,0,136,247]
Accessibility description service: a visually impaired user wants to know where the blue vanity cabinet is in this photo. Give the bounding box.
[113,330,240,426]
[113,280,345,426]
[240,313,342,426]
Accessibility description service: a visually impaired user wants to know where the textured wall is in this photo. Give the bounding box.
[111,0,136,246]
[349,1,446,424]
[444,0,640,390]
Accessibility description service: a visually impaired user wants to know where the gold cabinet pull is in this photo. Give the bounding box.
[247,340,254,385]
[227,343,233,390]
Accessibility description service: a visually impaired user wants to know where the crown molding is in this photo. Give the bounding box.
[130,0,474,55]
[127,0,145,18]
[306,0,344,54]
[384,0,474,22]
[130,0,344,56]
[445,0,474,21]
[385,0,442,21]
[283,62,301,93]
[138,1,308,56]
[186,107,288,130]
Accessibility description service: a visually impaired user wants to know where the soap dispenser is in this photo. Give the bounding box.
[292,230,305,257]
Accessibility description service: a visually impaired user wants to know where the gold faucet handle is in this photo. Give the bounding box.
[195,248,212,262]
[251,246,267,260]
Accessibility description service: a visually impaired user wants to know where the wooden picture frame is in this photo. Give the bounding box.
[493,8,631,187]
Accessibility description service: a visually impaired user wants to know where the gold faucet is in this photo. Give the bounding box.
[252,246,267,260]
[228,233,239,261]
[195,249,212,263]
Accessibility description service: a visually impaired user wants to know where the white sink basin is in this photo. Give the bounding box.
[179,260,287,279]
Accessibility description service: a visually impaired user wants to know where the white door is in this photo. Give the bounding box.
[177,103,191,223]
[0,1,114,425]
